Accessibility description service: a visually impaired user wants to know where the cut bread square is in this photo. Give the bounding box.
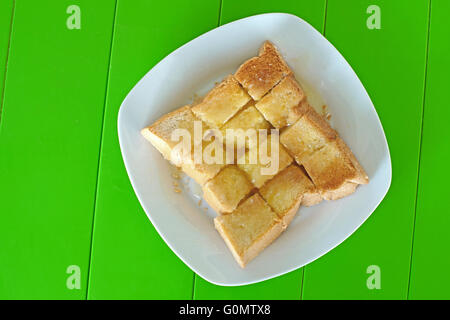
[235,41,292,101]
[220,105,271,151]
[260,164,321,226]
[280,103,336,164]
[141,106,208,165]
[202,165,254,214]
[237,135,293,188]
[302,137,368,200]
[181,138,229,185]
[255,76,305,128]
[192,75,251,128]
[214,193,283,268]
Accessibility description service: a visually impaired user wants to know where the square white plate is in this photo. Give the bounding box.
[118,13,391,286]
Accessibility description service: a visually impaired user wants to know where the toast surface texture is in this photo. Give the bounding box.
[237,135,293,188]
[259,164,321,225]
[235,41,292,101]
[220,105,271,150]
[280,103,336,164]
[255,76,305,128]
[280,104,368,199]
[214,193,283,268]
[192,75,251,128]
[141,106,203,165]
[202,166,254,214]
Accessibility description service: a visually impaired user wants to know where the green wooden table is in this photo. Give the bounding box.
[0,0,448,300]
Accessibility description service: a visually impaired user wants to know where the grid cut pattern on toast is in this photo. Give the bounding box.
[202,165,254,214]
[192,75,251,128]
[237,134,293,188]
[280,104,368,199]
[214,193,283,268]
[141,41,369,268]
[235,41,292,101]
[255,76,305,129]
[259,164,321,227]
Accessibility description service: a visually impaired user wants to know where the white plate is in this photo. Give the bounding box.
[118,13,392,286]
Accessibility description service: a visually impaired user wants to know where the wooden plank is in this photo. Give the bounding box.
[86,0,220,299]
[0,0,115,299]
[0,0,13,120]
[409,0,450,300]
[193,0,327,300]
[302,0,429,299]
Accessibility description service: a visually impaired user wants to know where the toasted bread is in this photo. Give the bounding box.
[301,137,368,200]
[202,166,254,213]
[237,135,293,188]
[235,41,292,100]
[255,76,305,128]
[220,105,271,149]
[141,106,204,165]
[214,193,283,268]
[259,164,321,226]
[192,75,251,128]
[180,138,229,185]
[280,103,337,164]
[181,158,224,186]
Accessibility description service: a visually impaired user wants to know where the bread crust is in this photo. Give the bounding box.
[192,75,250,127]
[280,103,337,164]
[141,106,201,164]
[202,166,254,213]
[235,41,292,100]
[255,76,305,128]
[259,164,321,223]
[237,136,293,188]
[214,193,283,268]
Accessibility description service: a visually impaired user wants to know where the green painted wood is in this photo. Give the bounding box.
[86,0,220,299]
[0,0,116,299]
[409,0,450,300]
[193,0,326,300]
[0,0,13,120]
[302,0,429,299]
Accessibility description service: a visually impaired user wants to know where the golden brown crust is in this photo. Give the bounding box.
[301,139,366,199]
[202,166,254,214]
[192,75,250,127]
[280,104,337,164]
[255,76,305,129]
[141,106,204,164]
[235,41,292,101]
[237,136,293,188]
[219,105,271,151]
[259,164,321,221]
[214,193,283,267]
[335,137,369,184]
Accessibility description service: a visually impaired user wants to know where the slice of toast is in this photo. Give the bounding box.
[235,41,292,101]
[280,103,337,164]
[237,135,293,188]
[255,76,305,129]
[202,166,254,214]
[280,104,368,199]
[220,104,271,149]
[181,154,224,186]
[259,164,321,226]
[192,75,251,128]
[141,106,204,165]
[214,193,283,268]
[141,106,225,184]
[301,137,368,200]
